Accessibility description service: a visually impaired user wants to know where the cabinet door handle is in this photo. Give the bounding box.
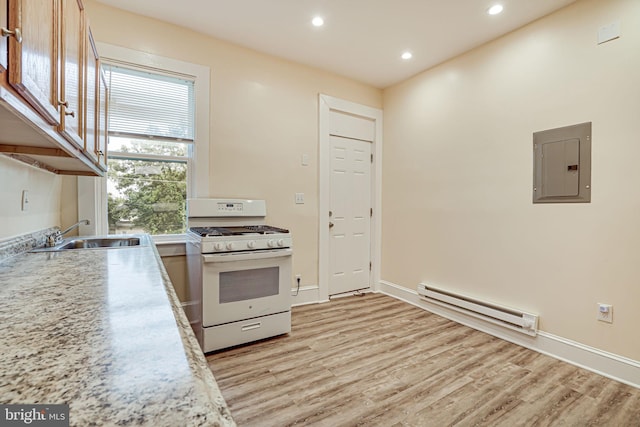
[1,27,22,43]
[97,150,104,156]
[59,100,74,117]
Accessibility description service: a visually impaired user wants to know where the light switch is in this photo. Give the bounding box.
[295,193,304,204]
[21,190,29,211]
[598,21,620,45]
[301,154,309,166]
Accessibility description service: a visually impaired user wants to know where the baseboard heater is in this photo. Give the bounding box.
[417,283,539,336]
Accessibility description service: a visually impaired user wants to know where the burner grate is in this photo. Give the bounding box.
[244,225,290,234]
[189,225,289,237]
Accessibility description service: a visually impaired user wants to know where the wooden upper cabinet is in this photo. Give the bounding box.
[7,0,60,125]
[84,26,97,164]
[58,0,84,148]
[85,26,107,171]
[1,0,8,72]
[97,61,108,171]
[0,0,106,176]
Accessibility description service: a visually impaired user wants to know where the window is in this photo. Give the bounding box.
[78,43,210,239]
[104,64,194,235]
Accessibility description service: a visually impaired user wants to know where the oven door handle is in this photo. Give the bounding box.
[202,248,293,263]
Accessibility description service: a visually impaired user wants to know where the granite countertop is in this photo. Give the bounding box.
[0,241,235,426]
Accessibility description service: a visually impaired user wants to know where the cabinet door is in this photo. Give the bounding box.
[7,0,60,124]
[58,0,83,148]
[97,62,108,171]
[84,26,97,163]
[1,0,7,72]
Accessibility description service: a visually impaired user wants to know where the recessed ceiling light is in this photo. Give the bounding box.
[487,4,504,15]
[401,52,413,60]
[312,16,324,27]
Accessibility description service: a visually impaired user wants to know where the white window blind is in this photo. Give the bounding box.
[103,64,195,142]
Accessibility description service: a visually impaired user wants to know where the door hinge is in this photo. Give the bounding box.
[369,262,372,271]
[371,153,373,163]
[370,208,373,217]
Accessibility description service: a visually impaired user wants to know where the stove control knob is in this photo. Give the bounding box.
[226,242,234,250]
[247,241,256,249]
[277,239,285,247]
[214,242,224,251]
[267,239,275,248]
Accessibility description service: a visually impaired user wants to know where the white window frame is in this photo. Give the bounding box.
[78,44,210,245]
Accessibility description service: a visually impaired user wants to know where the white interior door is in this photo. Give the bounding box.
[319,95,382,303]
[329,135,372,295]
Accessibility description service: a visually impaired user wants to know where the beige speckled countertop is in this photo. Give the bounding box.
[0,240,235,426]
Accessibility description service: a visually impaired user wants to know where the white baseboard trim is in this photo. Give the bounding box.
[291,285,324,307]
[379,280,640,389]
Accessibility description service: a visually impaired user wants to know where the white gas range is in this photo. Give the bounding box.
[185,198,293,353]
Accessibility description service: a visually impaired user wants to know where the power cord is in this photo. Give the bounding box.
[294,276,301,296]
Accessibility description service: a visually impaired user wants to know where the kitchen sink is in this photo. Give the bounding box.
[58,237,142,249]
[32,234,150,252]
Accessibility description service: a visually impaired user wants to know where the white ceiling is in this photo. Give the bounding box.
[95,0,576,89]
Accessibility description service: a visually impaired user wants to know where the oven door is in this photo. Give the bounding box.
[201,248,292,327]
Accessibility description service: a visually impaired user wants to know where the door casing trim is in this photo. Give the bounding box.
[318,94,383,301]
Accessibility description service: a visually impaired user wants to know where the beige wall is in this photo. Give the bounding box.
[0,156,62,239]
[382,0,640,360]
[60,176,79,236]
[84,0,382,286]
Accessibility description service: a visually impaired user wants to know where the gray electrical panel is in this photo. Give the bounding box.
[533,122,591,203]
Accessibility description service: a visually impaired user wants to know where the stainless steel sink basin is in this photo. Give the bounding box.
[58,237,141,249]
[31,234,150,252]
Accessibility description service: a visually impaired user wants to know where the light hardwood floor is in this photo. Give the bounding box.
[206,293,640,426]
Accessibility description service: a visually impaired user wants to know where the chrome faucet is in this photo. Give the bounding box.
[46,219,90,247]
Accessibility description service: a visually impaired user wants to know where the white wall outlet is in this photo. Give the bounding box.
[295,193,304,204]
[21,190,29,212]
[597,303,613,323]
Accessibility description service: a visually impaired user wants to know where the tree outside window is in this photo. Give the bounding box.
[107,140,187,235]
